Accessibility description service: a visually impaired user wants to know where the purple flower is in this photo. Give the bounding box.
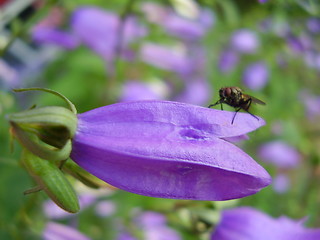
[32,28,80,49]
[43,222,91,240]
[140,43,193,75]
[304,51,320,70]
[299,90,320,119]
[242,62,269,91]
[95,200,116,217]
[163,8,215,41]
[70,100,271,201]
[258,140,301,169]
[119,80,167,102]
[31,7,79,49]
[135,211,181,240]
[307,18,320,33]
[117,232,137,240]
[272,173,290,194]
[258,0,268,3]
[230,29,260,54]
[218,50,239,73]
[71,6,146,62]
[211,207,320,240]
[286,34,313,54]
[173,78,211,105]
[142,3,214,41]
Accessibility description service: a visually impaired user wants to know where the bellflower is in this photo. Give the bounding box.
[141,3,214,41]
[211,207,320,240]
[173,78,211,105]
[43,222,91,240]
[230,29,260,54]
[71,7,146,62]
[95,200,116,217]
[258,140,301,169]
[119,80,166,102]
[286,34,313,54]
[31,7,80,49]
[32,28,80,49]
[9,88,270,210]
[299,89,320,119]
[307,18,320,33]
[140,43,193,75]
[242,62,269,91]
[272,173,290,194]
[135,211,181,240]
[162,8,215,41]
[304,51,320,70]
[218,50,239,73]
[70,100,271,201]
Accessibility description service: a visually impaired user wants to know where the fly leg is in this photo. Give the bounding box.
[231,108,241,124]
[243,99,259,121]
[208,99,224,109]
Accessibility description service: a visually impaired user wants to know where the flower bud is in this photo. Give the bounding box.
[22,149,79,213]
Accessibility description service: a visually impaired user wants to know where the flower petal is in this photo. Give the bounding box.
[71,101,270,200]
[211,207,320,240]
[75,100,265,138]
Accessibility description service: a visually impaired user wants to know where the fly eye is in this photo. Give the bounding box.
[225,88,231,96]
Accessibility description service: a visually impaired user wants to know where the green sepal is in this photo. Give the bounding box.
[8,106,77,147]
[11,122,73,161]
[22,149,80,213]
[62,161,107,189]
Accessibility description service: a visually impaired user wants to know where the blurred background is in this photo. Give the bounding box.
[1,0,320,239]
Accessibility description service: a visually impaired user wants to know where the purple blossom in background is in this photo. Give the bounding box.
[211,207,320,240]
[258,140,301,169]
[71,100,271,201]
[242,62,269,91]
[95,200,116,217]
[303,51,320,70]
[230,29,260,54]
[140,43,193,75]
[141,2,170,24]
[286,34,313,54]
[162,8,215,41]
[173,78,211,105]
[135,211,181,240]
[119,80,166,102]
[117,211,180,240]
[43,222,91,240]
[218,50,239,73]
[273,173,290,194]
[299,90,320,119]
[117,232,137,240]
[71,6,146,62]
[258,0,268,3]
[271,120,283,136]
[141,3,214,41]
[306,18,320,33]
[32,28,80,49]
[31,6,79,49]
[31,6,146,63]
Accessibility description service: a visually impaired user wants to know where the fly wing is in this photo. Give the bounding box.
[250,95,266,105]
